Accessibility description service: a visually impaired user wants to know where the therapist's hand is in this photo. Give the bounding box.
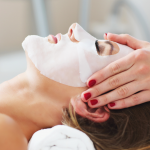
[81,33,150,109]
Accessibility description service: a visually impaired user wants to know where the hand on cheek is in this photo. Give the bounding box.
[81,33,150,109]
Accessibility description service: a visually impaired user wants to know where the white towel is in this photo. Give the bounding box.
[28,125,96,150]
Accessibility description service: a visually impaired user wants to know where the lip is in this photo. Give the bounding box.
[47,33,61,44]
[55,33,61,43]
[48,35,57,44]
[51,35,57,43]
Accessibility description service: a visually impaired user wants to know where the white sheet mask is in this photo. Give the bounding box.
[22,23,134,87]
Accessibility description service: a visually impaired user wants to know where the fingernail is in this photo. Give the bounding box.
[88,80,96,87]
[84,93,91,100]
[105,33,107,36]
[109,102,115,107]
[90,99,98,105]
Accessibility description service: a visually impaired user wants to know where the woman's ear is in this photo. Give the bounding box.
[86,106,110,123]
[71,95,110,123]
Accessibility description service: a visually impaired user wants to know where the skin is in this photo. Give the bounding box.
[96,40,120,56]
[81,33,150,110]
[0,114,28,150]
[0,51,86,140]
[0,23,110,149]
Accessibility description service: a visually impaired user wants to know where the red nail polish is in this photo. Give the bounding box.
[88,80,96,87]
[90,99,98,105]
[105,33,107,36]
[84,93,91,100]
[109,102,115,107]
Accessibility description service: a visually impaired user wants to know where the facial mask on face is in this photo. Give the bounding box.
[22,23,134,87]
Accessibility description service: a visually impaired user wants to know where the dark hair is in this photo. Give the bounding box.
[62,101,150,150]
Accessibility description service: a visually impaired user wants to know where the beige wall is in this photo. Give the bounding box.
[46,0,80,35]
[2,0,150,53]
[0,1,32,52]
[0,0,117,52]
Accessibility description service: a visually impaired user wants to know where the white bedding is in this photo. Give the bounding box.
[28,125,96,150]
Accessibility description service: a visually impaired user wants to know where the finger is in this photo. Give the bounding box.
[104,33,108,40]
[87,50,136,87]
[107,90,150,109]
[82,68,135,101]
[87,81,144,108]
[106,33,145,50]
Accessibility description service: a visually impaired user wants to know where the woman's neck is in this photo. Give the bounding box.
[0,66,87,141]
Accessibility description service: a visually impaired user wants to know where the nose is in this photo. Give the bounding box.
[68,23,79,43]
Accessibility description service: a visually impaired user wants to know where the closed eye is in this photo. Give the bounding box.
[95,40,105,55]
[95,40,99,53]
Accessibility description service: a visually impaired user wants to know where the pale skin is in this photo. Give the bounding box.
[0,23,110,150]
[0,52,87,149]
[96,40,120,56]
[81,33,150,110]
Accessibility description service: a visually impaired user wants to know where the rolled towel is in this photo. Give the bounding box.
[28,125,95,150]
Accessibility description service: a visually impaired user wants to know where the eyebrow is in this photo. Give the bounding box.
[105,41,114,55]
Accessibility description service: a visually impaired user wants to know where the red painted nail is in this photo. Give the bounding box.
[105,33,107,36]
[84,93,91,100]
[109,102,115,107]
[88,80,96,87]
[90,99,98,105]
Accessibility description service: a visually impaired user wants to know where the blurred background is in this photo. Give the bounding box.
[0,0,150,83]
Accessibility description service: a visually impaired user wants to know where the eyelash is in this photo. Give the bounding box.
[95,40,100,54]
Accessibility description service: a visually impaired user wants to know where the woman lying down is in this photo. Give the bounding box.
[0,23,150,150]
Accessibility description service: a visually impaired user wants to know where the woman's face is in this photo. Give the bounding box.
[22,23,121,87]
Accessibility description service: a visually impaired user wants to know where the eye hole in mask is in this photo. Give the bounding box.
[95,40,120,56]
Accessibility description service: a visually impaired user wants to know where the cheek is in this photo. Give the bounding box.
[52,40,79,68]
[84,52,100,73]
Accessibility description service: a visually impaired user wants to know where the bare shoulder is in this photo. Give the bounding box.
[0,113,28,150]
